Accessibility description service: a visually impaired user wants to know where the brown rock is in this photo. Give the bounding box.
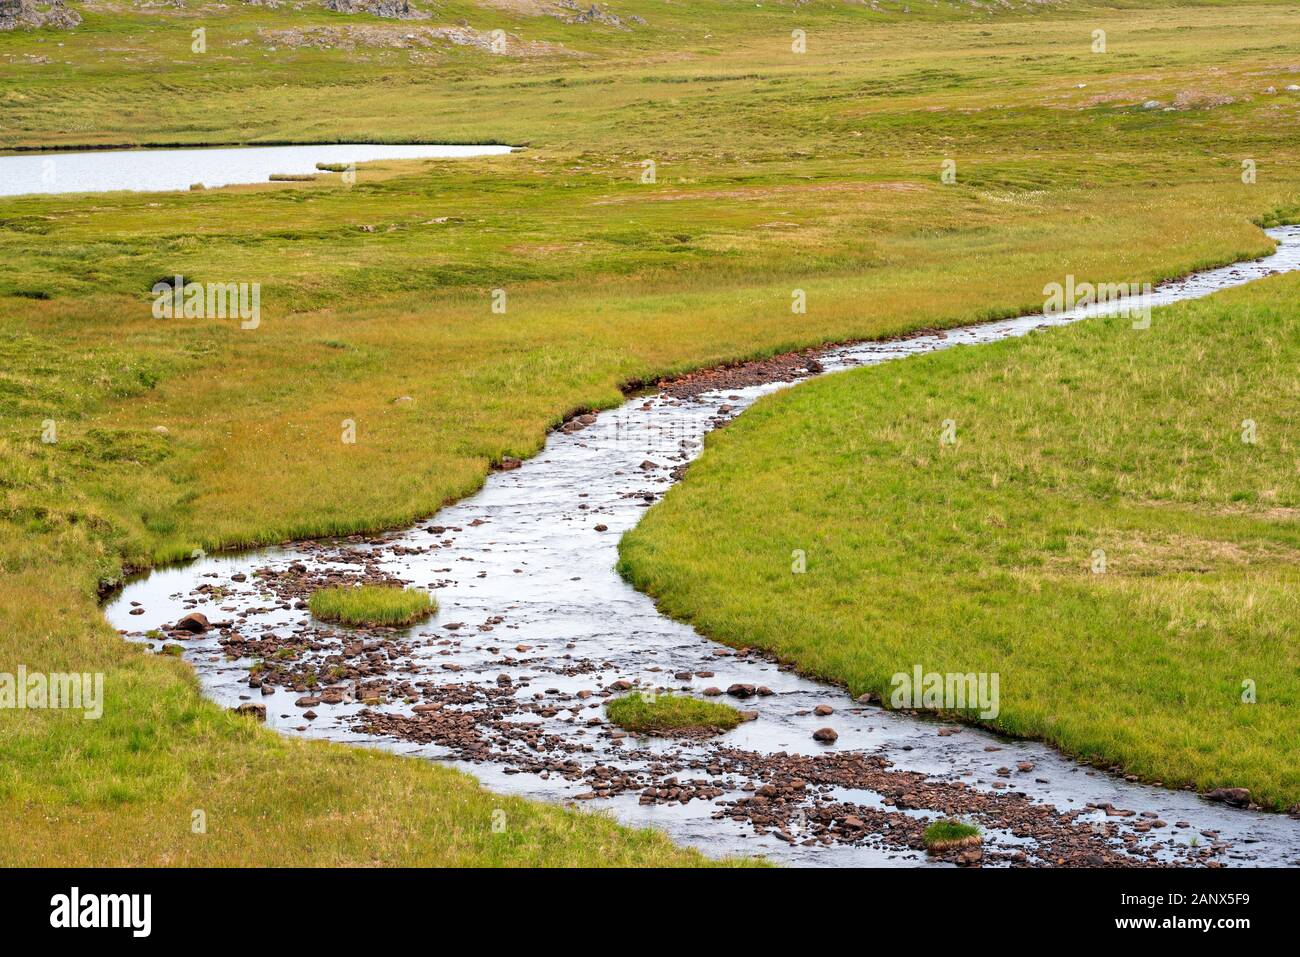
[1205,787,1250,807]
[175,612,210,634]
[233,702,266,721]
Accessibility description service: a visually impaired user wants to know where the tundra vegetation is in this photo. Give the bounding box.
[606,692,745,736]
[1,0,1298,863]
[621,282,1300,809]
[308,584,437,627]
[923,820,982,852]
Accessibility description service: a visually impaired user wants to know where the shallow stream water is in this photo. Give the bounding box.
[105,226,1300,866]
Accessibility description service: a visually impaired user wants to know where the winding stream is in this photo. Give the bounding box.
[106,225,1300,867]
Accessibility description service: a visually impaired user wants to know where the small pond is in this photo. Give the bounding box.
[0,143,515,197]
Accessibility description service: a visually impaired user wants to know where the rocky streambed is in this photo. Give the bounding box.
[106,225,1300,867]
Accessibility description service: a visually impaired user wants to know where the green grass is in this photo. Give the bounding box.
[2,0,1299,864]
[606,692,744,735]
[309,584,436,627]
[620,274,1300,810]
[923,820,981,851]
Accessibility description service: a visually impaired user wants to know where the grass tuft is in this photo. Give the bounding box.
[308,585,436,627]
[923,820,981,852]
[606,692,744,736]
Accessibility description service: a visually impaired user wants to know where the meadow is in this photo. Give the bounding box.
[621,275,1300,808]
[1,0,1298,862]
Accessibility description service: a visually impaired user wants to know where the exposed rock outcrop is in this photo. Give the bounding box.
[0,0,81,30]
[321,0,429,19]
[555,1,644,30]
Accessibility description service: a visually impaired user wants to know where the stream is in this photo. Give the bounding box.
[105,225,1300,867]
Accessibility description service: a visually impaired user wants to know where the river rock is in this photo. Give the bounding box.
[1206,787,1250,807]
[233,702,266,721]
[175,612,210,634]
[813,727,838,743]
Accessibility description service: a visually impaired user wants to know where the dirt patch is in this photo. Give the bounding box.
[593,181,926,206]
[473,0,554,13]
[1172,90,1238,110]
[640,320,956,399]
[259,23,577,56]
[644,350,827,400]
[1040,531,1300,578]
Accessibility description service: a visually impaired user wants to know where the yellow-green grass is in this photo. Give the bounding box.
[2,1,1300,864]
[923,821,981,852]
[620,274,1300,810]
[0,666,727,867]
[606,692,744,735]
[309,584,436,627]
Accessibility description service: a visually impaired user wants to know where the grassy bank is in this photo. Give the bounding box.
[2,1,1299,863]
[620,274,1300,809]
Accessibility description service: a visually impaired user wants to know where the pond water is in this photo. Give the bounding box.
[0,143,515,197]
